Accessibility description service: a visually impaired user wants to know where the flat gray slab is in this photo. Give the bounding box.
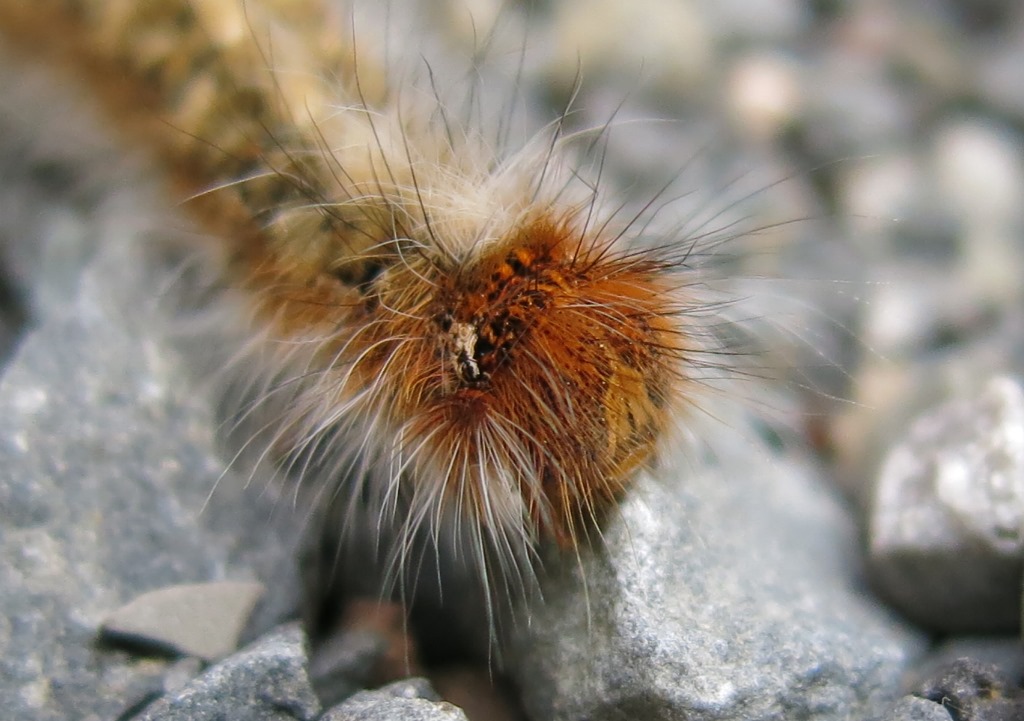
[101,581,267,662]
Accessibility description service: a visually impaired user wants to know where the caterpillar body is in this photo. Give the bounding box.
[0,0,734,610]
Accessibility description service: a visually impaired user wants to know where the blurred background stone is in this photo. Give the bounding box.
[869,376,1024,632]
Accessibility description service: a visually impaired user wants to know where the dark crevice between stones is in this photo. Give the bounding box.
[0,247,32,368]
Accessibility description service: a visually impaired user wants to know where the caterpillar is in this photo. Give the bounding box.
[0,0,747,620]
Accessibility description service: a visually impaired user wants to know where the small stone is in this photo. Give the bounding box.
[978,23,1024,118]
[906,637,1024,691]
[869,375,1024,632]
[322,679,467,721]
[377,678,441,702]
[137,624,320,721]
[932,119,1024,229]
[702,0,807,42]
[804,49,912,155]
[916,657,1024,721]
[838,154,919,249]
[726,52,804,141]
[831,312,1024,514]
[883,696,951,721]
[101,581,266,662]
[545,0,711,101]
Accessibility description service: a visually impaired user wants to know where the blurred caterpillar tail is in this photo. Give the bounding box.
[0,0,724,596]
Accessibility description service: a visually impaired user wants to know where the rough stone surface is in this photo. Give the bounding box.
[309,622,390,708]
[322,678,466,721]
[883,696,951,721]
[2,1,1024,719]
[0,237,306,721]
[869,375,1024,632]
[137,624,320,721]
[905,637,1024,691]
[101,581,267,662]
[916,657,1024,721]
[505,441,925,721]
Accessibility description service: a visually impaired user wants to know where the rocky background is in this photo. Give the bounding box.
[1,0,1023,720]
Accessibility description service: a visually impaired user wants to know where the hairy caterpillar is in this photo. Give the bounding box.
[0,0,750,618]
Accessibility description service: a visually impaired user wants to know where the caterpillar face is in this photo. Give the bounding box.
[320,212,687,551]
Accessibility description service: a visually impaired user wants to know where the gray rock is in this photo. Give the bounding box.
[932,119,1024,239]
[137,624,320,721]
[703,0,808,43]
[904,637,1024,691]
[978,19,1024,119]
[805,52,914,156]
[831,312,1024,514]
[308,624,390,708]
[101,581,267,662]
[883,696,951,721]
[161,658,206,696]
[0,236,306,720]
[503,438,925,721]
[915,657,1024,721]
[869,375,1024,632]
[322,679,465,721]
[376,677,442,702]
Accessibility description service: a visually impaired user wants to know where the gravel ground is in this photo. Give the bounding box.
[1,1,1023,720]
